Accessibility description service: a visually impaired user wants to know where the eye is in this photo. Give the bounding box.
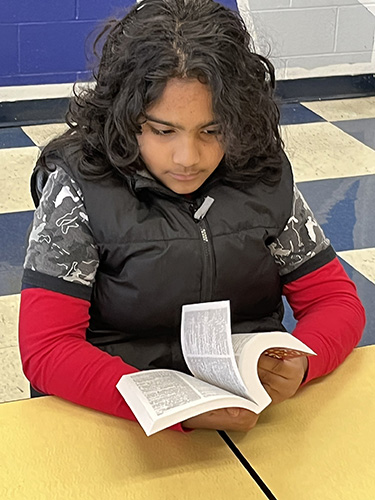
[150,126,174,136]
[202,129,221,136]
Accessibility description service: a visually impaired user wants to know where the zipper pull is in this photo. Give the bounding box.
[200,227,209,242]
[193,196,215,221]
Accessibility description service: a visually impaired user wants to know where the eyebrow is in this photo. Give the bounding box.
[144,113,219,130]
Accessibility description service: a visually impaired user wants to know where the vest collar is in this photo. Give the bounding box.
[129,166,224,201]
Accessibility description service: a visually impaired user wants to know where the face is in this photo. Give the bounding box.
[137,78,225,194]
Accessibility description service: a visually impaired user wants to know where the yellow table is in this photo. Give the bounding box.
[228,346,375,500]
[0,396,264,499]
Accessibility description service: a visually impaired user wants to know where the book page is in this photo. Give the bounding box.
[116,369,260,435]
[181,301,254,400]
[232,333,257,363]
[128,370,203,416]
[232,332,316,360]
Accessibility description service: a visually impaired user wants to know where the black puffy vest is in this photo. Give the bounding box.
[41,151,293,373]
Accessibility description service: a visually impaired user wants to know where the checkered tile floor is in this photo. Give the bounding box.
[1,96,374,403]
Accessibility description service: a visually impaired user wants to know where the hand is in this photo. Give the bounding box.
[182,407,259,432]
[258,354,308,405]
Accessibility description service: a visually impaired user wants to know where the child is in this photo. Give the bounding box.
[19,0,365,432]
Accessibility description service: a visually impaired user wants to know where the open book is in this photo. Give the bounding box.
[116,300,316,436]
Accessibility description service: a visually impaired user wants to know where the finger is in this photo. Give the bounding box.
[258,366,292,380]
[184,407,259,432]
[259,365,298,387]
[258,369,282,394]
[258,356,290,379]
[261,373,295,405]
[263,384,285,405]
[259,355,304,379]
[259,368,302,403]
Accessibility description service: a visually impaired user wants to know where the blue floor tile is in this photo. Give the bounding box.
[0,269,22,296]
[282,296,296,334]
[332,118,375,151]
[279,103,326,125]
[0,211,33,266]
[340,259,375,348]
[0,211,33,296]
[0,127,36,149]
[297,175,375,252]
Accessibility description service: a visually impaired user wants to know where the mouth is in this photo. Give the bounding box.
[169,172,200,181]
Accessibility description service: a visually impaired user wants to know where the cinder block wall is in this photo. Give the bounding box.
[238,0,375,79]
[0,0,133,87]
[1,0,374,88]
[0,0,237,88]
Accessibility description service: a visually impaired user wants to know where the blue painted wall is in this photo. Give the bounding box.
[0,0,238,87]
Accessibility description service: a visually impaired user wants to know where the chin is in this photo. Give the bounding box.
[170,183,200,195]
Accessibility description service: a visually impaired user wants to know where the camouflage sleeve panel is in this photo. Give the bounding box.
[22,166,99,300]
[268,185,336,283]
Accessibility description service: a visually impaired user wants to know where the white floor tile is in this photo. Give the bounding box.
[22,123,69,148]
[281,122,375,182]
[0,146,39,180]
[0,346,30,403]
[338,248,375,284]
[302,96,375,122]
[0,176,35,213]
[0,147,38,213]
[0,294,20,349]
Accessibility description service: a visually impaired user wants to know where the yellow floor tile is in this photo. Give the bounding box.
[302,96,375,121]
[281,122,375,182]
[338,248,375,284]
[22,123,69,148]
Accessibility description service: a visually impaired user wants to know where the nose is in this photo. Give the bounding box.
[172,136,200,169]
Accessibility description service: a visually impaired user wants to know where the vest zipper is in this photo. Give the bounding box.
[189,201,215,302]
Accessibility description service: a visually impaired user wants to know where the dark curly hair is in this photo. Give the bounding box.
[39,0,283,186]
